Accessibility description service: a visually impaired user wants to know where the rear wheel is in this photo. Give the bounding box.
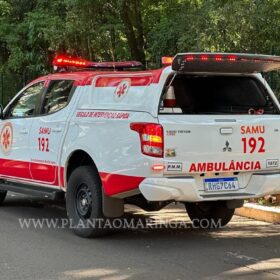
[66,166,110,238]
[0,191,7,206]
[185,201,234,228]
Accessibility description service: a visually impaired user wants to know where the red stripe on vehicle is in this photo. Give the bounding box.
[30,162,58,185]
[95,76,152,87]
[0,159,30,179]
[0,158,143,193]
[59,167,65,187]
[0,158,61,187]
[100,172,145,196]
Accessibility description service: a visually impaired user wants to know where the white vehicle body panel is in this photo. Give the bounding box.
[0,61,280,202]
[0,118,33,182]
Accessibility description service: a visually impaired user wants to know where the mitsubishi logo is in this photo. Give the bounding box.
[223,140,232,152]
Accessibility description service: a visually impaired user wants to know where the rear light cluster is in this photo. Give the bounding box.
[130,123,164,158]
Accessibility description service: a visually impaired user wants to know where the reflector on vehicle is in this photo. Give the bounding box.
[172,53,280,73]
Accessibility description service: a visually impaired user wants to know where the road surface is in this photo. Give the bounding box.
[0,193,279,280]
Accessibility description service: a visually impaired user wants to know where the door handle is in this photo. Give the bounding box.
[220,127,233,135]
[20,128,28,134]
[52,127,62,133]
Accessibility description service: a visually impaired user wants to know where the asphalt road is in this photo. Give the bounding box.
[0,193,279,280]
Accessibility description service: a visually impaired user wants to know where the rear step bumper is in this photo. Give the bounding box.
[139,172,280,202]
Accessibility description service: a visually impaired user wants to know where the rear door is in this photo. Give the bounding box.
[160,114,280,175]
[29,79,75,186]
[159,53,280,180]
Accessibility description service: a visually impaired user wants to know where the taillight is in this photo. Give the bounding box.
[130,123,164,157]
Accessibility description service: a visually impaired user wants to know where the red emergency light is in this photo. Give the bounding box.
[53,55,89,67]
[183,53,277,63]
[52,54,143,71]
[161,56,174,66]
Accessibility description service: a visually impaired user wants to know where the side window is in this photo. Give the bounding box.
[42,80,74,114]
[6,82,44,118]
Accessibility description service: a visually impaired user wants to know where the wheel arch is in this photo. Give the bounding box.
[64,149,124,217]
[65,149,100,189]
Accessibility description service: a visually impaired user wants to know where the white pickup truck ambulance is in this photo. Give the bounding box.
[0,53,280,237]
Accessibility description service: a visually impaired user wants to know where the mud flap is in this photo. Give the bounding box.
[102,190,124,217]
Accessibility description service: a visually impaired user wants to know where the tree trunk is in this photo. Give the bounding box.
[119,0,145,64]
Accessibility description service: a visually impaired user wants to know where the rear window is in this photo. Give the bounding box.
[160,75,278,115]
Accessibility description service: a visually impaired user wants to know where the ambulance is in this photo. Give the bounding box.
[0,53,280,237]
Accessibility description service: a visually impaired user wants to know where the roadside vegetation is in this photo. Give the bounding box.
[1,0,280,75]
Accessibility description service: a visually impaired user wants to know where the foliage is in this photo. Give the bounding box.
[0,0,280,74]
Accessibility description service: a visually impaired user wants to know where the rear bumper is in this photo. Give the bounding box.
[139,172,280,202]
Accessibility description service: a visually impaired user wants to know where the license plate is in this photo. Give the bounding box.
[204,177,239,192]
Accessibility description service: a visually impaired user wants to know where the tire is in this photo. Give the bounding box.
[0,190,7,206]
[185,201,234,228]
[66,166,110,238]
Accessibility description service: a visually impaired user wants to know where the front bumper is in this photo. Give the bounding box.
[139,172,280,202]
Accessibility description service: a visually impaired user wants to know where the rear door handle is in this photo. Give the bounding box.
[52,127,62,133]
[220,127,233,135]
[20,128,28,134]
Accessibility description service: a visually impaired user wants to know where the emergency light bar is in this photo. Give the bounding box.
[171,53,280,73]
[52,55,143,71]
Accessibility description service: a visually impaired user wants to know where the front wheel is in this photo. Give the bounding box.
[185,201,235,228]
[0,190,7,206]
[66,166,110,238]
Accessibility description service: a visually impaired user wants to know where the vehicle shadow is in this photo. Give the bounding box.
[1,193,279,280]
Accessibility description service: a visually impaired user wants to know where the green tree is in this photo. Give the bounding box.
[1,0,280,75]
